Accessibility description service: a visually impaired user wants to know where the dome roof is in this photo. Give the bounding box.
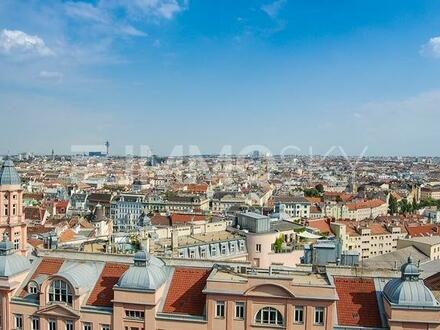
[0,235,30,277]
[383,257,439,307]
[118,250,167,291]
[0,159,21,186]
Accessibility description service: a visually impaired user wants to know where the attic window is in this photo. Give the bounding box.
[28,282,38,294]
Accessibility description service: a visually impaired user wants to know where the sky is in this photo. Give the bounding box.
[1,0,440,156]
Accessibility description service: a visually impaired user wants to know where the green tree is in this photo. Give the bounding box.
[274,236,285,253]
[398,198,413,214]
[304,188,320,197]
[315,184,324,194]
[388,194,398,215]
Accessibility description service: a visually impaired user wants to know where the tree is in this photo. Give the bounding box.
[274,236,285,253]
[389,194,398,215]
[315,184,324,194]
[398,198,413,215]
[412,197,418,211]
[304,188,320,197]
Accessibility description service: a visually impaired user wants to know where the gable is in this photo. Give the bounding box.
[36,304,80,319]
[245,284,293,298]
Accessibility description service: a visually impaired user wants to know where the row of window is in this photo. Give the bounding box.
[125,310,145,320]
[215,302,325,325]
[3,203,18,216]
[15,315,110,330]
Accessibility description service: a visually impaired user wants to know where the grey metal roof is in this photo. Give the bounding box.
[383,257,439,307]
[118,250,167,291]
[363,246,429,270]
[56,260,103,289]
[0,239,31,277]
[0,159,21,186]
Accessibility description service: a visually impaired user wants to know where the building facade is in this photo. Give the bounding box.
[0,159,28,255]
[1,246,439,330]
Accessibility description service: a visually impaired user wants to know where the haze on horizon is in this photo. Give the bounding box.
[1,0,440,156]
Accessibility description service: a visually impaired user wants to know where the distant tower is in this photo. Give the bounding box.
[51,149,55,161]
[105,141,110,156]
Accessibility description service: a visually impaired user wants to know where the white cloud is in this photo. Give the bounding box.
[106,0,187,20]
[65,1,109,24]
[64,1,147,37]
[0,29,54,56]
[39,71,63,81]
[420,36,440,58]
[261,0,286,19]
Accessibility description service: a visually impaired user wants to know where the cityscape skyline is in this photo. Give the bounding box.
[1,0,440,155]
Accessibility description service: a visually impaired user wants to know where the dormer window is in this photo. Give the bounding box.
[48,279,73,305]
[28,282,38,294]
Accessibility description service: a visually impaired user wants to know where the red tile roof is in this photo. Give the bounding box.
[21,258,64,297]
[307,218,333,234]
[334,277,382,328]
[405,223,440,237]
[163,267,210,316]
[425,272,440,291]
[87,262,129,307]
[171,213,207,224]
[32,257,64,278]
[346,199,385,211]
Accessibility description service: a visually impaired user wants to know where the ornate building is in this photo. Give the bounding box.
[0,244,438,330]
[0,159,27,255]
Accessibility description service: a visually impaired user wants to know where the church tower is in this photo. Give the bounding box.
[0,159,27,255]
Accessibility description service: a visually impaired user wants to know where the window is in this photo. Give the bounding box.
[49,279,73,305]
[15,314,23,330]
[294,306,304,324]
[200,249,206,258]
[29,282,38,294]
[32,317,40,330]
[66,321,74,330]
[256,244,262,253]
[12,204,16,215]
[314,307,325,325]
[235,302,245,319]
[101,326,111,330]
[49,319,57,330]
[255,307,283,326]
[14,238,20,250]
[83,323,92,330]
[125,310,145,320]
[216,301,225,318]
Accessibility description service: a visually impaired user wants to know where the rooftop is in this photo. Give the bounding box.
[334,277,382,328]
[162,267,210,316]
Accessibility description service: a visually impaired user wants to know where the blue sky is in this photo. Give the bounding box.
[1,0,440,156]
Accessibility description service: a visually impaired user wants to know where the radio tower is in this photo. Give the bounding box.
[105,141,110,156]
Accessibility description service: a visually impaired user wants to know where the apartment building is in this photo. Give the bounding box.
[421,185,440,200]
[331,220,406,259]
[346,199,388,221]
[110,193,147,232]
[274,196,311,219]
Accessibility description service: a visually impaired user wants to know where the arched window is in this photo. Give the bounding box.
[48,279,73,305]
[255,307,283,325]
[28,282,38,294]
